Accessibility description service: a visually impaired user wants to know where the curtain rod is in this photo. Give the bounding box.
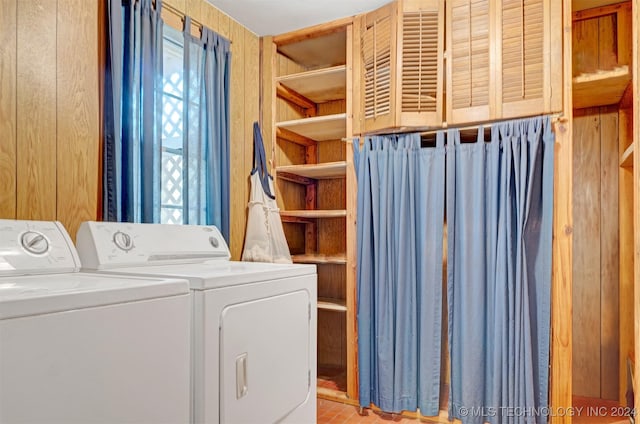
[341,112,566,141]
[160,2,232,44]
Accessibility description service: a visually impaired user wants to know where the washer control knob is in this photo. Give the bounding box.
[113,231,134,252]
[209,236,219,248]
[21,231,49,255]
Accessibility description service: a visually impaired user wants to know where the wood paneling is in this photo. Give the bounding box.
[599,107,619,401]
[572,107,620,400]
[56,0,100,239]
[244,27,260,254]
[0,0,17,219]
[573,108,603,398]
[228,19,246,261]
[16,0,57,221]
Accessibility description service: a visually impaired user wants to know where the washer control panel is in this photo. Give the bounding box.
[0,220,79,275]
[76,221,231,270]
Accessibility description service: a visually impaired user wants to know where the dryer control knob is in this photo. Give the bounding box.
[21,231,49,255]
[209,236,219,248]
[113,231,134,252]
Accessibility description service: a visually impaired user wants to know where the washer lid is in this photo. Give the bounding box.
[0,273,189,319]
[107,261,316,290]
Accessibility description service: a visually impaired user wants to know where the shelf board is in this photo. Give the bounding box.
[318,297,347,312]
[277,65,346,103]
[620,143,634,168]
[276,113,346,142]
[280,209,347,222]
[573,66,631,109]
[292,254,347,265]
[277,161,346,180]
[277,30,346,69]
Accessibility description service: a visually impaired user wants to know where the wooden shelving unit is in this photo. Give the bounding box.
[268,20,357,401]
[276,65,347,103]
[572,66,631,109]
[276,162,346,180]
[620,144,634,168]
[292,254,347,265]
[318,297,348,312]
[280,210,347,220]
[275,113,347,141]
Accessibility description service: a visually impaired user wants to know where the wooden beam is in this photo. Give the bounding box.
[632,0,639,407]
[550,0,573,422]
[345,23,358,402]
[276,82,317,115]
[276,171,315,185]
[572,1,631,22]
[276,126,317,147]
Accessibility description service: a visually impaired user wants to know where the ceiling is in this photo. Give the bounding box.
[206,0,392,36]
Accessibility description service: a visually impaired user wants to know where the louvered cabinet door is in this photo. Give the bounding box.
[446,0,495,124]
[397,0,445,127]
[359,2,397,133]
[497,0,562,118]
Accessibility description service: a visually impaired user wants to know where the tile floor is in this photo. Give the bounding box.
[317,399,440,423]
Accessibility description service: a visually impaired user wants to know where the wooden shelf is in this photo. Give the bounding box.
[620,144,634,168]
[276,113,346,141]
[318,297,347,312]
[280,210,347,222]
[277,161,346,180]
[276,29,347,69]
[292,254,347,265]
[573,66,631,109]
[277,65,346,103]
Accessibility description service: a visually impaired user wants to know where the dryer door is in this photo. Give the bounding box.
[219,289,311,423]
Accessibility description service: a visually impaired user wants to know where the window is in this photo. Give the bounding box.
[161,26,185,224]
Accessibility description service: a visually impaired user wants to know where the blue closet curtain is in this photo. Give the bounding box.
[104,0,163,223]
[182,18,231,239]
[353,133,445,415]
[446,117,554,424]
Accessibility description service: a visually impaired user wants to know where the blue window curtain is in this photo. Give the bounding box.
[104,0,163,223]
[104,3,231,240]
[446,116,555,424]
[182,17,231,239]
[353,133,445,415]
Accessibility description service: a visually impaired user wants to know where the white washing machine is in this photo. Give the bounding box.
[76,221,318,424]
[0,220,191,424]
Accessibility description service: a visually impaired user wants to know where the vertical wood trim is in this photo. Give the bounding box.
[490,0,499,118]
[549,0,563,112]
[345,23,358,401]
[551,0,573,420]
[229,20,245,260]
[16,0,57,220]
[632,0,639,406]
[618,104,634,404]
[56,0,100,240]
[599,107,619,400]
[0,0,17,219]
[351,16,362,136]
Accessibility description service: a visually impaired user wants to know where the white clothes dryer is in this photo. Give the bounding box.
[0,220,191,424]
[76,221,318,424]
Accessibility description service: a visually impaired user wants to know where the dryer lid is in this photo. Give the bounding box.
[0,220,80,276]
[0,272,189,319]
[76,221,231,270]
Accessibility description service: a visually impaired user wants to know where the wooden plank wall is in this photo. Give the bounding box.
[0,0,99,238]
[572,106,620,400]
[164,0,260,260]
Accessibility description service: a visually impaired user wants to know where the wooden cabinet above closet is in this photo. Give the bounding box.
[447,0,563,124]
[353,0,563,135]
[353,0,445,134]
